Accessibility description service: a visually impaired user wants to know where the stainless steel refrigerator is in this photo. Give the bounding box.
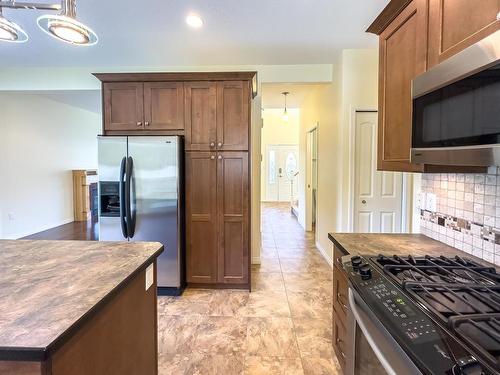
[97,136,184,295]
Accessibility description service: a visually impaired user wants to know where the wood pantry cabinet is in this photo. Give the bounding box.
[184,81,250,152]
[94,72,256,289]
[185,152,250,287]
[368,0,497,173]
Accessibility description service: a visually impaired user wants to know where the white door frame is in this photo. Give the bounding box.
[348,109,411,233]
[305,125,318,232]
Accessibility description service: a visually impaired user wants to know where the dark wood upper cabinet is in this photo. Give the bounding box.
[184,82,217,151]
[216,81,250,151]
[103,82,144,131]
[378,0,427,172]
[217,152,249,284]
[185,152,218,284]
[143,82,184,130]
[428,0,500,68]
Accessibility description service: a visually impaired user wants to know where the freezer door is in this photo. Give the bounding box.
[127,136,181,288]
[98,136,128,241]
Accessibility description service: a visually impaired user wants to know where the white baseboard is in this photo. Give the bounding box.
[8,217,75,240]
[316,241,333,268]
[251,256,261,265]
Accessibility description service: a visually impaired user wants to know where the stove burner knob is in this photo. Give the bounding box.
[351,256,362,270]
[359,264,372,280]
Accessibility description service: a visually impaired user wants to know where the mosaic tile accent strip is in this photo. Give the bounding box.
[420,167,500,266]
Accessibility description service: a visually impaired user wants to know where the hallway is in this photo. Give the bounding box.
[158,203,339,374]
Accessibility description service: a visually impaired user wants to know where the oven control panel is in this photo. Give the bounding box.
[362,278,438,342]
[345,256,440,344]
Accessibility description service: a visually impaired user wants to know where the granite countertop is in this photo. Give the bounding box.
[328,233,495,268]
[0,240,163,361]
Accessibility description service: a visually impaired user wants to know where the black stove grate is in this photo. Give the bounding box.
[373,254,500,372]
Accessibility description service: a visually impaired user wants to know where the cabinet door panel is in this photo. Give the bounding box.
[217,152,249,285]
[378,0,427,172]
[184,82,217,151]
[185,152,218,284]
[217,81,250,151]
[103,82,144,131]
[144,82,184,130]
[428,0,500,67]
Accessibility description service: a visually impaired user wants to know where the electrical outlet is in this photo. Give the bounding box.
[426,193,437,212]
[418,192,427,210]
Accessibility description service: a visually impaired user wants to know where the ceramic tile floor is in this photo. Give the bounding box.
[158,203,341,374]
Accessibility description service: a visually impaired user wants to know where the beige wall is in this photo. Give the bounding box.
[296,49,379,262]
[0,92,101,238]
[261,108,300,201]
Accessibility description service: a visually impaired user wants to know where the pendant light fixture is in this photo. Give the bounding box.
[0,0,97,45]
[0,7,28,42]
[282,92,290,123]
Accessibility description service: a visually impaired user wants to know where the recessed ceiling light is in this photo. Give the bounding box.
[0,8,28,43]
[186,14,203,28]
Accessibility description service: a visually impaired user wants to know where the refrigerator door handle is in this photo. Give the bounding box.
[125,156,136,238]
[119,156,128,238]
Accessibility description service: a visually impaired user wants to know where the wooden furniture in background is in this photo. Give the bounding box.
[94,72,256,289]
[369,0,495,173]
[72,170,98,222]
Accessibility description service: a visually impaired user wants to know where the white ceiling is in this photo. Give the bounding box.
[262,83,325,109]
[0,0,388,68]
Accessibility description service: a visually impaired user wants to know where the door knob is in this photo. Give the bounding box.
[217,142,223,148]
[362,200,367,204]
[136,121,142,126]
[218,155,223,160]
[145,121,150,126]
[210,155,215,160]
[210,142,215,147]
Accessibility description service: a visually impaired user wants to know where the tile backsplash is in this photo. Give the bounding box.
[420,167,500,266]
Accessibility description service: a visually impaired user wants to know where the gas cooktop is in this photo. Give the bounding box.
[374,255,500,374]
[345,253,500,375]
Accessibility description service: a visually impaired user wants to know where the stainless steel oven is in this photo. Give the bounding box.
[411,30,500,166]
[346,288,422,375]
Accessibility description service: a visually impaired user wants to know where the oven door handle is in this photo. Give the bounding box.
[349,288,399,375]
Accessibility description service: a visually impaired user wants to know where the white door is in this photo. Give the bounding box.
[354,112,403,233]
[266,145,299,202]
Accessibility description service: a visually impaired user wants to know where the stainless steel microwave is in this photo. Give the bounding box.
[411,30,500,166]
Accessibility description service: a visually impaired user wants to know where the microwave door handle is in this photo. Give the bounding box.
[348,289,399,375]
[119,156,128,239]
[125,156,136,238]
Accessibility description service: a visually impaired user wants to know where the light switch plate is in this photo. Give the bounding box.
[145,263,154,291]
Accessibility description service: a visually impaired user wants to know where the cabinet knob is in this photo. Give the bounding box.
[145,121,150,126]
[210,155,215,160]
[218,155,222,160]
[210,142,215,147]
[217,142,223,148]
[137,121,142,126]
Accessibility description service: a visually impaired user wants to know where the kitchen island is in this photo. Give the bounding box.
[0,240,163,375]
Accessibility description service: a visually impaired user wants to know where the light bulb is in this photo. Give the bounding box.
[186,14,203,28]
[49,21,89,44]
[282,111,289,122]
